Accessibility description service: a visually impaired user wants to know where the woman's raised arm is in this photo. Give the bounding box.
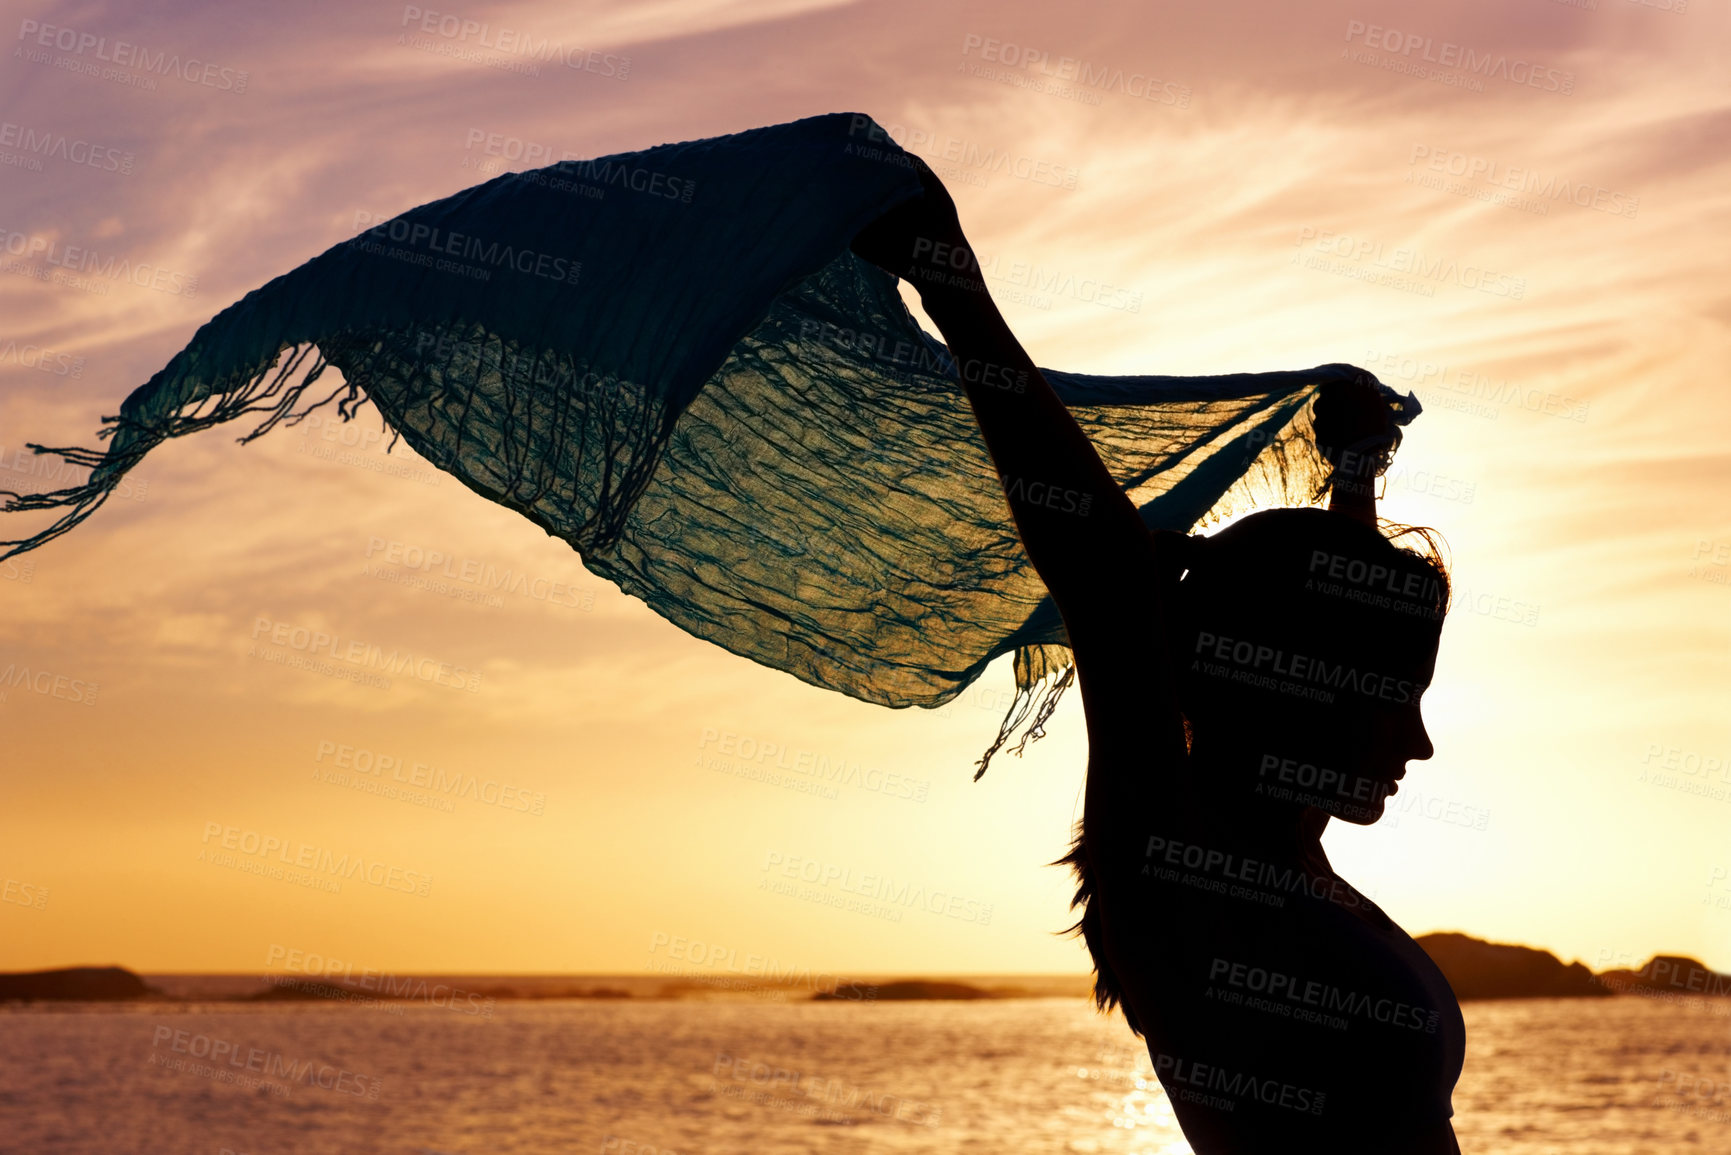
[850,166,1173,660]
[851,164,1190,865]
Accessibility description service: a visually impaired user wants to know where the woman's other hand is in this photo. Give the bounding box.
[1314,369,1399,525]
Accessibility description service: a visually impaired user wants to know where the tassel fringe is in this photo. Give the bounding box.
[0,342,352,561]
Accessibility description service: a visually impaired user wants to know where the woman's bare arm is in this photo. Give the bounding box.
[852,189,1151,629]
[917,262,1188,859]
[850,166,1187,864]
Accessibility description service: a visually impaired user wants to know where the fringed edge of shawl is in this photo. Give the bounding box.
[2,317,692,564]
[0,343,355,561]
[973,643,1077,780]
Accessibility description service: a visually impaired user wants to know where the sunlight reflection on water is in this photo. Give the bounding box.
[4,995,1729,1153]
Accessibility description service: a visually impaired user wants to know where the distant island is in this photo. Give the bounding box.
[3,936,1728,1004]
[815,979,1022,1001]
[0,966,160,1002]
[1593,954,1731,998]
[1414,933,1611,1000]
[246,979,632,1003]
[1414,934,1729,1002]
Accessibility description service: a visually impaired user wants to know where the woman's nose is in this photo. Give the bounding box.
[1409,715,1435,762]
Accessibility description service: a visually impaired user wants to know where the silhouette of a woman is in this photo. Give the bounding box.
[852,161,1465,1154]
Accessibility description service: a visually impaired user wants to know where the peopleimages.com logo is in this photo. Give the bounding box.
[199,822,434,897]
[0,120,134,174]
[350,214,580,285]
[15,20,250,92]
[248,616,483,693]
[398,6,630,78]
[1343,19,1574,94]
[0,228,198,297]
[0,661,99,706]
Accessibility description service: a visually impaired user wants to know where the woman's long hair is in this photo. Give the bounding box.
[1053,508,1451,1036]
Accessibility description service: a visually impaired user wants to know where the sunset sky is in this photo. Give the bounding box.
[1,0,1727,979]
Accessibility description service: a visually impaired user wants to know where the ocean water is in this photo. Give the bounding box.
[3,994,1729,1154]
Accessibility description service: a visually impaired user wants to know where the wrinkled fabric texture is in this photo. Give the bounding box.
[0,112,1417,771]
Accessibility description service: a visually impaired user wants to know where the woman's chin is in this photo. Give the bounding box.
[1327,796,1388,826]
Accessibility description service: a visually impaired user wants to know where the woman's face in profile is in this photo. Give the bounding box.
[1301,632,1441,827]
[1207,628,1441,827]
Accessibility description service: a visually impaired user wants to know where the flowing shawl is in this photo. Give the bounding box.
[0,112,1418,773]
